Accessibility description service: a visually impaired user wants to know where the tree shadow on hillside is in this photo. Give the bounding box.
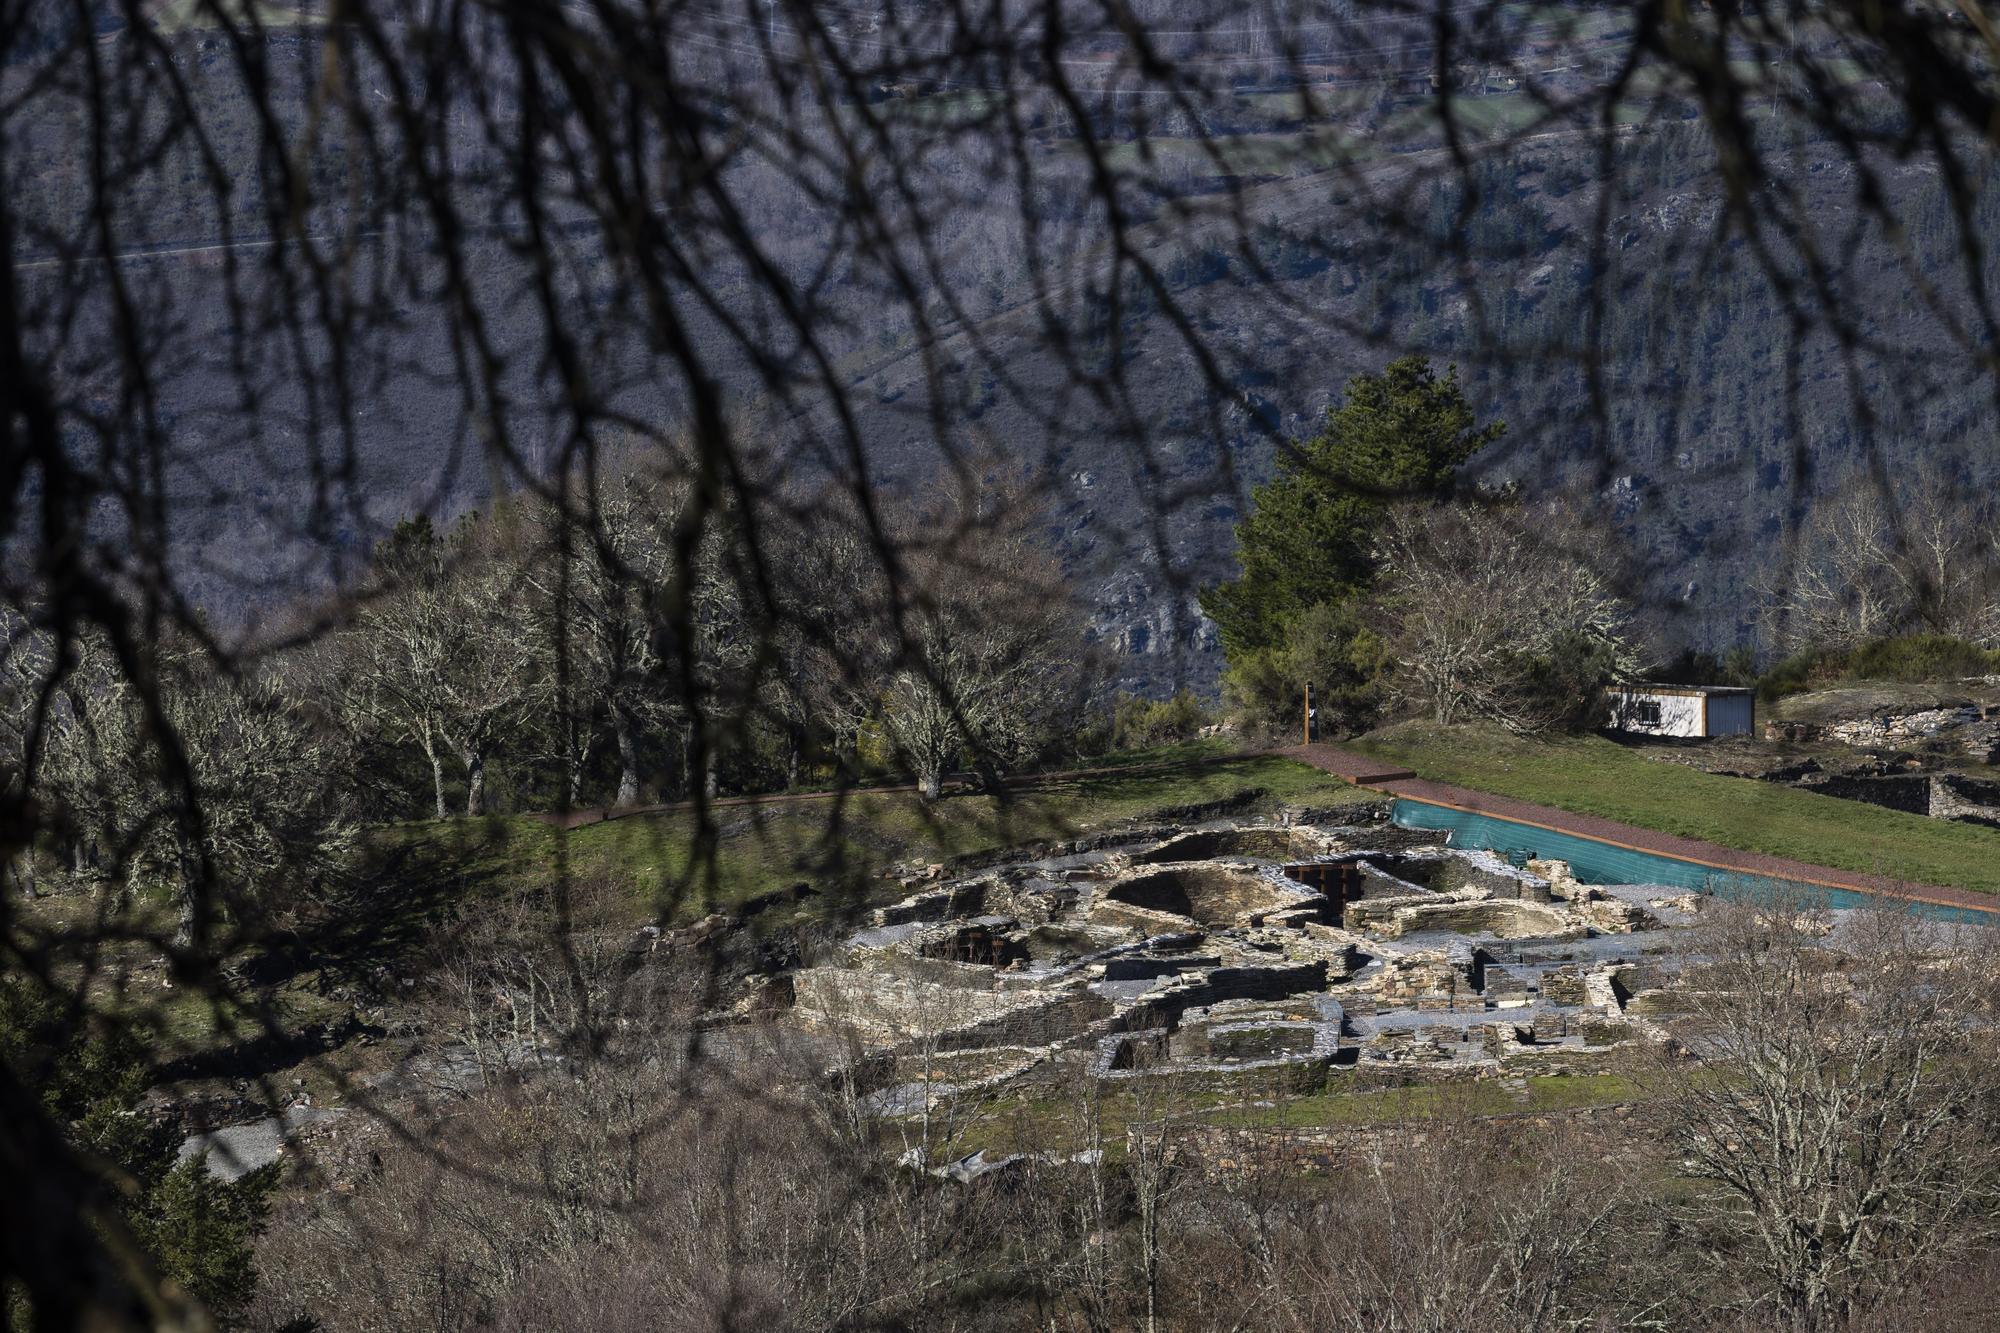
[159,822,551,1086]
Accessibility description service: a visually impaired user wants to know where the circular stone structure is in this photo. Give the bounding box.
[1094,863,1321,928]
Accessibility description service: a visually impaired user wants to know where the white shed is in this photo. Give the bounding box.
[1604,684,1755,739]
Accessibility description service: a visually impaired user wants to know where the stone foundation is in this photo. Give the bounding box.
[792,813,1684,1102]
[795,966,1024,1043]
[1364,898,1580,941]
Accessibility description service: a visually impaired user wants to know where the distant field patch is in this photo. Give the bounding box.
[149,0,321,33]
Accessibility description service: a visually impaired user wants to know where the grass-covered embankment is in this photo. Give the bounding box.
[941,1070,1641,1159]
[1757,633,2000,702]
[1353,723,2000,895]
[384,745,1379,928]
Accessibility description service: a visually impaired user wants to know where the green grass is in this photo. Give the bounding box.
[946,1070,1638,1158]
[1354,722,2000,895]
[1219,1070,1638,1128]
[15,889,370,1093]
[380,749,1379,928]
[1061,736,1236,770]
[148,0,320,32]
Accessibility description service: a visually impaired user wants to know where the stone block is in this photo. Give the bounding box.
[1540,967,1587,1006]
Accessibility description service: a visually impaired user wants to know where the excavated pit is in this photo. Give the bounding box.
[918,919,1030,967]
[1015,924,1106,964]
[1094,863,1321,929]
[1354,853,1449,893]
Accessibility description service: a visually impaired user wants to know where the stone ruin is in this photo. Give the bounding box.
[781,810,1699,1110]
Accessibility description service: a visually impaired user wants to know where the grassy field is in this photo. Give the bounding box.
[945,1070,1639,1157]
[384,745,1379,928]
[18,746,1369,1083]
[1354,722,2000,895]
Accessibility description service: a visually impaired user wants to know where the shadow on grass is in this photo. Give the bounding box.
[312,820,556,977]
[162,821,552,1084]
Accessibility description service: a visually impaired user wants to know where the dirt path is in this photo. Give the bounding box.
[1288,743,2000,919]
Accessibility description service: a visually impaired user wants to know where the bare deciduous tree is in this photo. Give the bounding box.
[521,474,684,807]
[1160,1109,1636,1333]
[38,634,352,949]
[329,522,546,817]
[866,492,1088,800]
[1764,487,1901,654]
[1765,465,2000,653]
[1889,466,2000,645]
[1655,901,2000,1331]
[1314,1125,1629,1333]
[18,0,2000,1320]
[1376,501,1640,732]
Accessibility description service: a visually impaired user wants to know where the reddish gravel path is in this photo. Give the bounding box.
[1288,743,2000,920]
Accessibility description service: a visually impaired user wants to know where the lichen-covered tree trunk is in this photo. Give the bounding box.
[973,755,1006,797]
[173,854,201,951]
[612,705,640,807]
[428,746,449,821]
[462,747,487,817]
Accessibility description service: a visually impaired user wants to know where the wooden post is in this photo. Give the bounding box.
[1303,682,1312,746]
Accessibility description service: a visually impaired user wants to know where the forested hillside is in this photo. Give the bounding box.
[12,1,1998,689]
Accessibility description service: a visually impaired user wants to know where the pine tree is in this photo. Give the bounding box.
[1201,356,1503,727]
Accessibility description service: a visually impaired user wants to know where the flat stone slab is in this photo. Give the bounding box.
[179,1106,342,1181]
